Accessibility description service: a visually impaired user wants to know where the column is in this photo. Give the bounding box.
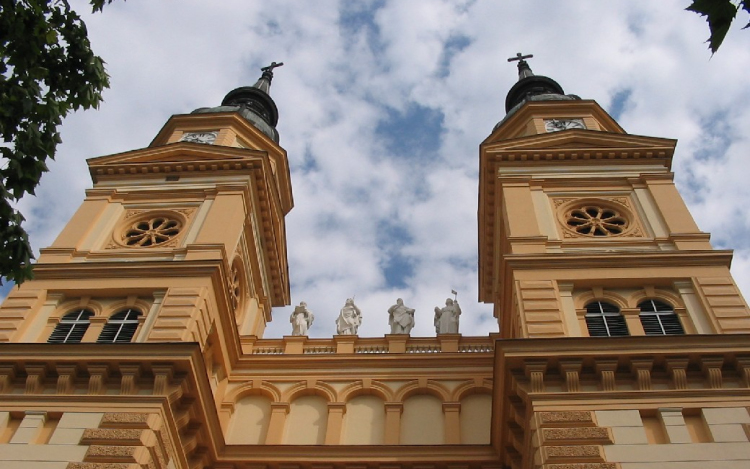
[658,408,691,443]
[384,403,402,444]
[10,411,46,444]
[265,403,290,444]
[443,402,461,444]
[324,403,346,445]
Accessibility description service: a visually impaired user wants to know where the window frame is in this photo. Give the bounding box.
[638,299,685,335]
[48,309,94,343]
[584,301,630,337]
[96,308,142,343]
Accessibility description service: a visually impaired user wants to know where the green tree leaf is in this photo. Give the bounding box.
[686,0,748,53]
[0,0,112,285]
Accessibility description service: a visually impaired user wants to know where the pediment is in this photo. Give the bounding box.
[87,142,267,167]
[483,130,676,154]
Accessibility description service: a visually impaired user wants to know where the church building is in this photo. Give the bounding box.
[0,55,749,469]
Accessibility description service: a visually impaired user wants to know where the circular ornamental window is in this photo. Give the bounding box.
[122,214,183,247]
[561,201,632,237]
[229,262,242,312]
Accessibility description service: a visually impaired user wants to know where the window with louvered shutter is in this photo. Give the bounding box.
[48,309,94,343]
[585,301,629,337]
[639,300,684,335]
[97,308,142,343]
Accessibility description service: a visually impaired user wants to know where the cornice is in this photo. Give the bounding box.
[88,143,267,182]
[231,353,494,379]
[30,259,224,279]
[0,341,202,358]
[494,333,750,356]
[481,132,675,169]
[220,444,498,465]
[501,249,734,271]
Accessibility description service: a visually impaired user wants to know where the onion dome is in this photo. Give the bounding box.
[494,53,580,130]
[192,62,284,142]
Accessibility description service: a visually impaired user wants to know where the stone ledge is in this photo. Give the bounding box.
[81,429,155,447]
[540,411,595,427]
[542,445,605,463]
[541,427,612,445]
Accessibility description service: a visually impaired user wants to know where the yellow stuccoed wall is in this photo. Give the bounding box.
[598,408,750,469]
[528,407,750,469]
[0,411,177,469]
[222,376,494,446]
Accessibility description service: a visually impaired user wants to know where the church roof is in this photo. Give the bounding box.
[192,62,283,142]
[496,54,581,130]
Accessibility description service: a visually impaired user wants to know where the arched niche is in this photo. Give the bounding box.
[226,394,271,444]
[342,395,385,444]
[283,395,328,445]
[460,394,492,444]
[400,394,444,445]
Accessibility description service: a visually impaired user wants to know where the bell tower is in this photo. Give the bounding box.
[0,63,293,346]
[482,54,750,469]
[479,54,750,339]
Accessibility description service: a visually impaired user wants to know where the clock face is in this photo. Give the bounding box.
[179,131,218,144]
[544,119,586,132]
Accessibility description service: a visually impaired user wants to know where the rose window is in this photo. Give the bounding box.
[123,216,182,247]
[565,205,628,237]
[229,263,242,312]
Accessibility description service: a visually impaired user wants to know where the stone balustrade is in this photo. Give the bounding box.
[241,334,497,355]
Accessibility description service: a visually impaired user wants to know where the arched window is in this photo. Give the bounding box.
[48,309,94,343]
[97,308,142,343]
[639,300,685,335]
[585,301,629,337]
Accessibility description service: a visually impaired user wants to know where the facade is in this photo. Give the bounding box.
[0,58,749,469]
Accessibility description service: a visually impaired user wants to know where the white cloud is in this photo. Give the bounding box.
[8,0,750,338]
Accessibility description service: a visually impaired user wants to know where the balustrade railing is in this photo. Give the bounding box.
[241,335,495,356]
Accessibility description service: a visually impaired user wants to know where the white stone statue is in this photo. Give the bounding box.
[290,301,314,336]
[388,298,415,334]
[434,298,461,334]
[336,298,362,335]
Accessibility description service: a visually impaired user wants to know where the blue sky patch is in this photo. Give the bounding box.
[609,88,632,121]
[436,35,472,78]
[375,103,444,159]
[693,111,731,161]
[339,0,385,55]
[0,281,14,301]
[377,218,414,288]
[298,146,319,174]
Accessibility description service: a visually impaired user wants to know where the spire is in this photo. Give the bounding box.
[249,61,284,95]
[221,62,283,128]
[503,52,573,114]
[509,52,535,80]
[192,62,284,142]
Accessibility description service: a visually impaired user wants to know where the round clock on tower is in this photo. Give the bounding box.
[544,118,586,132]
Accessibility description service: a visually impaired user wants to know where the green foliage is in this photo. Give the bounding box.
[89,0,116,13]
[687,0,750,53]
[0,0,110,285]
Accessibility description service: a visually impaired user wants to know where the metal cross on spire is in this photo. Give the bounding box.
[507,52,533,64]
[261,61,284,73]
[251,61,285,96]
[507,52,534,80]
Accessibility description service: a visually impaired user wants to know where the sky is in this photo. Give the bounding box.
[4,0,750,339]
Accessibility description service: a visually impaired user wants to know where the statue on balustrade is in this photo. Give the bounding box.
[434,298,461,334]
[290,301,314,336]
[388,298,415,334]
[336,298,362,335]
